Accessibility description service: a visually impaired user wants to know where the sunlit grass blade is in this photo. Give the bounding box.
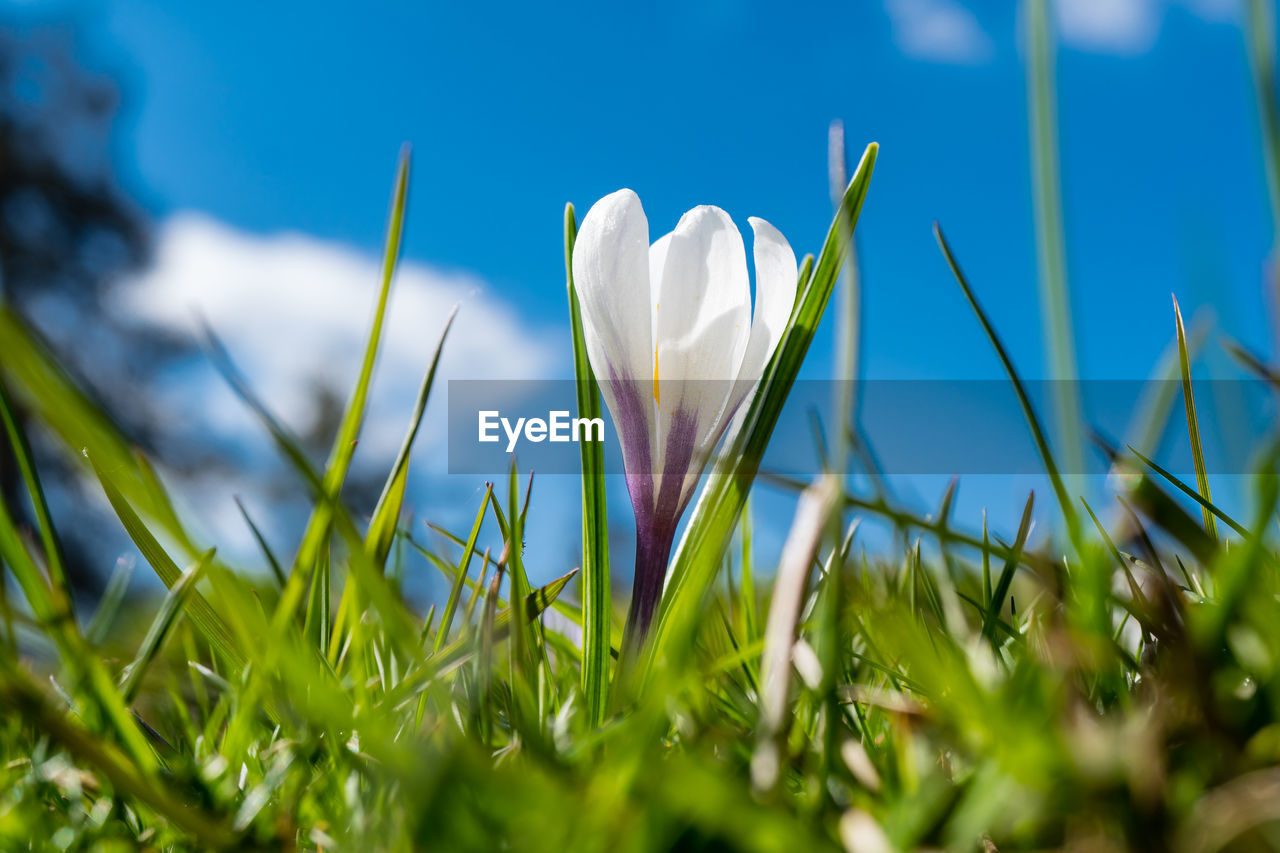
[0,308,201,556]
[203,331,421,663]
[119,550,213,704]
[367,304,457,568]
[441,567,578,668]
[0,376,73,621]
[93,464,245,673]
[982,510,992,609]
[647,141,878,678]
[753,476,840,792]
[1126,318,1208,459]
[504,463,536,684]
[305,547,331,657]
[434,484,493,653]
[0,476,158,775]
[828,119,862,479]
[281,146,411,630]
[1247,0,1280,257]
[1224,337,1280,389]
[234,496,285,587]
[386,567,579,703]
[86,557,135,645]
[759,469,1043,572]
[1027,0,1084,482]
[984,493,1034,648]
[0,655,236,849]
[934,224,1080,549]
[1126,445,1247,538]
[739,495,759,648]
[1172,295,1219,541]
[565,201,612,729]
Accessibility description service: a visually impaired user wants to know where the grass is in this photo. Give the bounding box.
[4,16,1280,852]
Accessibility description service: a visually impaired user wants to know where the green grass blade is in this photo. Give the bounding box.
[1224,338,1280,390]
[1027,0,1084,481]
[0,309,201,558]
[740,495,759,646]
[1172,296,1219,541]
[0,376,73,621]
[386,567,579,702]
[934,224,1081,550]
[119,550,213,704]
[565,201,612,727]
[505,463,535,682]
[645,141,877,678]
[981,510,992,609]
[1127,445,1247,538]
[280,147,411,628]
[828,119,862,479]
[86,557,135,645]
[751,478,839,793]
[304,547,331,657]
[367,305,457,568]
[0,476,159,775]
[984,493,1034,646]
[93,463,245,673]
[1247,0,1280,255]
[434,484,493,653]
[0,656,236,848]
[234,496,286,587]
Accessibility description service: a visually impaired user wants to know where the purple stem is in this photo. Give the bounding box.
[623,517,677,652]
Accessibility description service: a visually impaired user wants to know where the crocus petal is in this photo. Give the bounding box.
[739,217,799,384]
[572,189,654,390]
[716,217,799,440]
[571,189,658,511]
[651,205,752,510]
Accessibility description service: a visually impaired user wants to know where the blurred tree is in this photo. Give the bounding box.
[0,20,156,597]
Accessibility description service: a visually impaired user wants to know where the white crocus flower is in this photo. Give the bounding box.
[572,189,798,644]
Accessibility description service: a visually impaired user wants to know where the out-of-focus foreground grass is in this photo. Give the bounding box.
[5,2,1280,850]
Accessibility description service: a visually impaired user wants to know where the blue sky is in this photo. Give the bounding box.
[73,0,1273,377]
[6,0,1276,587]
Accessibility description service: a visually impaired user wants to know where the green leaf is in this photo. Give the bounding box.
[0,308,202,558]
[94,464,245,673]
[119,550,213,704]
[1172,295,1219,541]
[0,656,236,848]
[504,463,536,684]
[984,493,1034,647]
[1247,0,1280,251]
[366,305,457,568]
[0,376,73,621]
[234,496,286,587]
[934,224,1080,550]
[1027,0,1084,482]
[278,146,412,629]
[645,141,878,679]
[1127,445,1247,538]
[0,465,159,776]
[565,201,612,727]
[434,484,493,653]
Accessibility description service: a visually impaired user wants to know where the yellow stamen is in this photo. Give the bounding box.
[653,302,660,407]
[653,346,660,407]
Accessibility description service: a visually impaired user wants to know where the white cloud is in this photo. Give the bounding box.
[885,0,993,64]
[117,213,562,460]
[111,214,566,563]
[1054,0,1238,55]
[1055,0,1159,53]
